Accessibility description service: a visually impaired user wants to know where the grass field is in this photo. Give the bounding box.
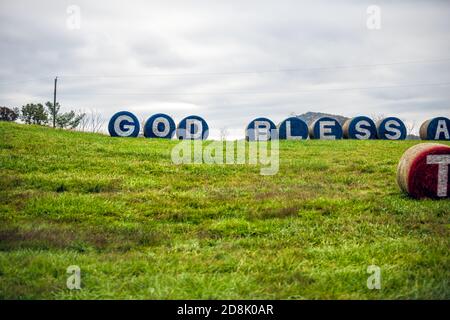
[0,121,449,299]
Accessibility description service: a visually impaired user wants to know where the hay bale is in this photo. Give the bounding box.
[176,115,209,140]
[376,117,407,140]
[343,116,377,139]
[108,111,140,137]
[397,143,450,199]
[309,117,343,140]
[245,117,277,141]
[144,113,175,139]
[419,117,450,140]
[278,117,308,140]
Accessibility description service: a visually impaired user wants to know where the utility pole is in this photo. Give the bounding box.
[53,76,58,128]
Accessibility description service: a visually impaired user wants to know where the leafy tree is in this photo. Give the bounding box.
[20,103,48,125]
[45,102,85,129]
[0,106,19,121]
[56,110,85,129]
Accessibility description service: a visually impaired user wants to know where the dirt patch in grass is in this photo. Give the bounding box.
[0,224,167,252]
[248,206,299,220]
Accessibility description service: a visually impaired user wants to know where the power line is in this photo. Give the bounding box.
[1,81,448,104]
[0,76,52,86]
[54,81,450,97]
[0,57,450,85]
[59,58,450,78]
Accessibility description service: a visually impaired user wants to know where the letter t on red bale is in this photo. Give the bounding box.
[397,143,450,199]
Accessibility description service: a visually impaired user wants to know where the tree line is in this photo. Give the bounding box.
[0,103,104,132]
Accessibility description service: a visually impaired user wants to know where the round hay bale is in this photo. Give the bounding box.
[176,115,209,140]
[309,117,343,140]
[245,117,277,141]
[278,117,308,140]
[144,113,175,139]
[419,117,450,140]
[397,143,450,199]
[343,116,377,140]
[376,117,407,140]
[108,111,140,137]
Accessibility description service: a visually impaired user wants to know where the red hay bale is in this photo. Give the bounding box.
[397,143,450,199]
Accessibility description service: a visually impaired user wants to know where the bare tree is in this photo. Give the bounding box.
[89,109,104,133]
[78,108,90,132]
[370,113,385,125]
[405,120,417,136]
[139,115,147,136]
[219,127,229,141]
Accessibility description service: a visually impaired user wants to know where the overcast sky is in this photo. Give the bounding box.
[0,0,449,138]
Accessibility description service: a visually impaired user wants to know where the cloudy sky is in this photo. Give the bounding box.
[0,0,449,139]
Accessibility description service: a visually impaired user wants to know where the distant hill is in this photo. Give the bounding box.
[294,111,349,125]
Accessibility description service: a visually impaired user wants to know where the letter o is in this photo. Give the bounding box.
[376,117,407,140]
[246,117,277,141]
[309,117,343,140]
[343,116,377,140]
[144,113,175,139]
[419,117,450,141]
[397,143,450,199]
[278,117,308,140]
[108,111,140,137]
[176,115,209,140]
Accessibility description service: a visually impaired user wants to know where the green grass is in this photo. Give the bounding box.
[0,121,449,299]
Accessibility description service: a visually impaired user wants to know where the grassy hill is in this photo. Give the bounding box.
[0,121,449,299]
